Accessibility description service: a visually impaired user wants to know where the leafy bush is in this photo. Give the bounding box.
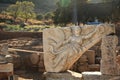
[36,14,44,20]
[44,12,54,20]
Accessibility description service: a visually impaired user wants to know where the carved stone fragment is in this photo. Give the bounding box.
[43,24,115,72]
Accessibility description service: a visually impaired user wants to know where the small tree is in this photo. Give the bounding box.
[6,1,21,20]
[20,1,36,22]
[6,1,36,22]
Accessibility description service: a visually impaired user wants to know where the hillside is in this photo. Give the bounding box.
[0,0,59,13]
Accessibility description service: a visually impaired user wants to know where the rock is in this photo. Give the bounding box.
[44,70,82,80]
[30,53,40,65]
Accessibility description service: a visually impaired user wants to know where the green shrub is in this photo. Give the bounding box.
[36,14,44,20]
[4,25,22,31]
[44,12,54,20]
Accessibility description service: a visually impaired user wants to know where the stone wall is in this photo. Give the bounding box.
[7,37,43,52]
[0,32,42,40]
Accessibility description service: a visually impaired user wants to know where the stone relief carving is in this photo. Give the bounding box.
[43,24,115,72]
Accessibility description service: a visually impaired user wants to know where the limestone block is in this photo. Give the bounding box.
[82,72,120,80]
[44,70,82,80]
[0,63,13,72]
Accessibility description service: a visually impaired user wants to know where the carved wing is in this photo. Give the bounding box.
[43,28,66,52]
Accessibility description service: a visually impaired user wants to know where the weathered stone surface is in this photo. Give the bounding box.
[101,35,120,75]
[82,72,120,80]
[43,24,115,72]
[44,70,82,80]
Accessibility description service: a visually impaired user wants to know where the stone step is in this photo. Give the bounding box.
[82,72,120,80]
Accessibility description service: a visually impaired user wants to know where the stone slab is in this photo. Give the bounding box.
[0,63,13,72]
[43,24,115,72]
[44,70,82,80]
[82,72,120,80]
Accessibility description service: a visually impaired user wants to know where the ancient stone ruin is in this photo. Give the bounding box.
[0,23,120,80]
[43,23,120,80]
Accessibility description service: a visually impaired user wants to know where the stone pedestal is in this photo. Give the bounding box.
[82,72,120,80]
[101,35,120,75]
[44,70,82,80]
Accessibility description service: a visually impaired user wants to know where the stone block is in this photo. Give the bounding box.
[0,63,13,79]
[82,72,120,80]
[0,63,13,72]
[88,64,100,71]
